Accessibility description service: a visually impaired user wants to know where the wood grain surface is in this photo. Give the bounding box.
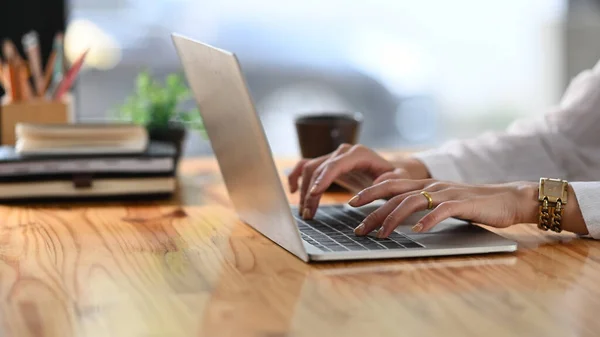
[0,157,599,337]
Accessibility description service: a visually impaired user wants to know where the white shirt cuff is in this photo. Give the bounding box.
[570,182,600,239]
[411,150,465,182]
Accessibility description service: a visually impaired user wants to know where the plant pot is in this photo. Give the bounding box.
[147,125,186,170]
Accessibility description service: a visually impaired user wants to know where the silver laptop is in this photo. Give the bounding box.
[171,33,517,262]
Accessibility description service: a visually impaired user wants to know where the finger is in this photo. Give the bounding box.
[288,159,308,193]
[372,168,411,185]
[307,145,371,197]
[349,179,438,207]
[356,188,439,235]
[353,195,405,236]
[415,200,473,233]
[303,144,353,218]
[299,160,325,216]
[290,155,328,195]
[303,163,328,218]
[377,189,457,238]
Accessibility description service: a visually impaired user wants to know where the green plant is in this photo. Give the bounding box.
[116,70,204,134]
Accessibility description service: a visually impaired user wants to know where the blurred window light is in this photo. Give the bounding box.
[70,0,568,155]
[65,19,121,70]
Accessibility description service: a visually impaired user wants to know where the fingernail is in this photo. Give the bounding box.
[354,223,365,235]
[376,229,386,238]
[309,185,318,195]
[348,195,359,206]
[302,208,311,220]
[412,223,423,233]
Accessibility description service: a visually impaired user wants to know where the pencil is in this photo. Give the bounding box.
[18,63,33,100]
[53,49,88,101]
[2,40,15,61]
[48,33,64,96]
[22,31,44,97]
[43,50,57,94]
[2,40,21,101]
[6,63,22,102]
[2,39,25,64]
[1,63,11,95]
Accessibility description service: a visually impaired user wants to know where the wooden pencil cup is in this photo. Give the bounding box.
[0,95,74,146]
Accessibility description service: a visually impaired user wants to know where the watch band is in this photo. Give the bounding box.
[538,197,564,232]
[551,199,564,233]
[538,178,568,233]
[538,198,552,231]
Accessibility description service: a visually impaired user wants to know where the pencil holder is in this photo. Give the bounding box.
[0,94,74,146]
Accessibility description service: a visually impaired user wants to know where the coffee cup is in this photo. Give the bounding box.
[294,112,362,159]
[294,112,363,192]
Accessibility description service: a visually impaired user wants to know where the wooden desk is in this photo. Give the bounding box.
[1,157,599,337]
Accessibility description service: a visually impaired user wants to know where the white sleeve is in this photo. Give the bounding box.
[412,59,600,185]
[412,130,565,184]
[570,182,600,239]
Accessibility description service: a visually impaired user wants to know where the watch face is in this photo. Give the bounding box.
[545,180,563,196]
[540,178,567,202]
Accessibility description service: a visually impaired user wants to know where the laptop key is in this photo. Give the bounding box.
[329,223,352,231]
[379,240,406,249]
[330,209,366,223]
[328,245,349,252]
[319,228,338,236]
[333,236,354,243]
[344,243,368,250]
[363,242,387,250]
[401,241,424,249]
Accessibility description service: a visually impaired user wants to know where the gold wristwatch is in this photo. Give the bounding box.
[538,178,568,233]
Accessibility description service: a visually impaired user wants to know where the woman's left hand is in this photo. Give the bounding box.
[349,179,539,238]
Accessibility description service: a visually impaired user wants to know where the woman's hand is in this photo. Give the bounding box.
[288,144,429,219]
[349,179,539,238]
[288,144,395,219]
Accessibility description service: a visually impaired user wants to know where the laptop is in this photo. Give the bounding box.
[171,34,518,262]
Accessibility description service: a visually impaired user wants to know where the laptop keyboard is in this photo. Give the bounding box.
[293,205,424,252]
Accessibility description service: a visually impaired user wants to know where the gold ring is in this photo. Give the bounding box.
[420,191,433,210]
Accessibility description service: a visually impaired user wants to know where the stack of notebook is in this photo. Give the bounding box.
[0,123,177,201]
[15,123,149,155]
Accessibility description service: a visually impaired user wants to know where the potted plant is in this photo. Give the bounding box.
[116,70,204,168]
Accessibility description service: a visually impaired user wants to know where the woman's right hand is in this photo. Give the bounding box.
[287,144,430,219]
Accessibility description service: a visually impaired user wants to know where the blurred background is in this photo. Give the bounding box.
[4,0,600,157]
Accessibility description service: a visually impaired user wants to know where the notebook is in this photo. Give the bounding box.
[0,176,176,200]
[15,123,148,155]
[0,142,175,177]
[0,141,178,201]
